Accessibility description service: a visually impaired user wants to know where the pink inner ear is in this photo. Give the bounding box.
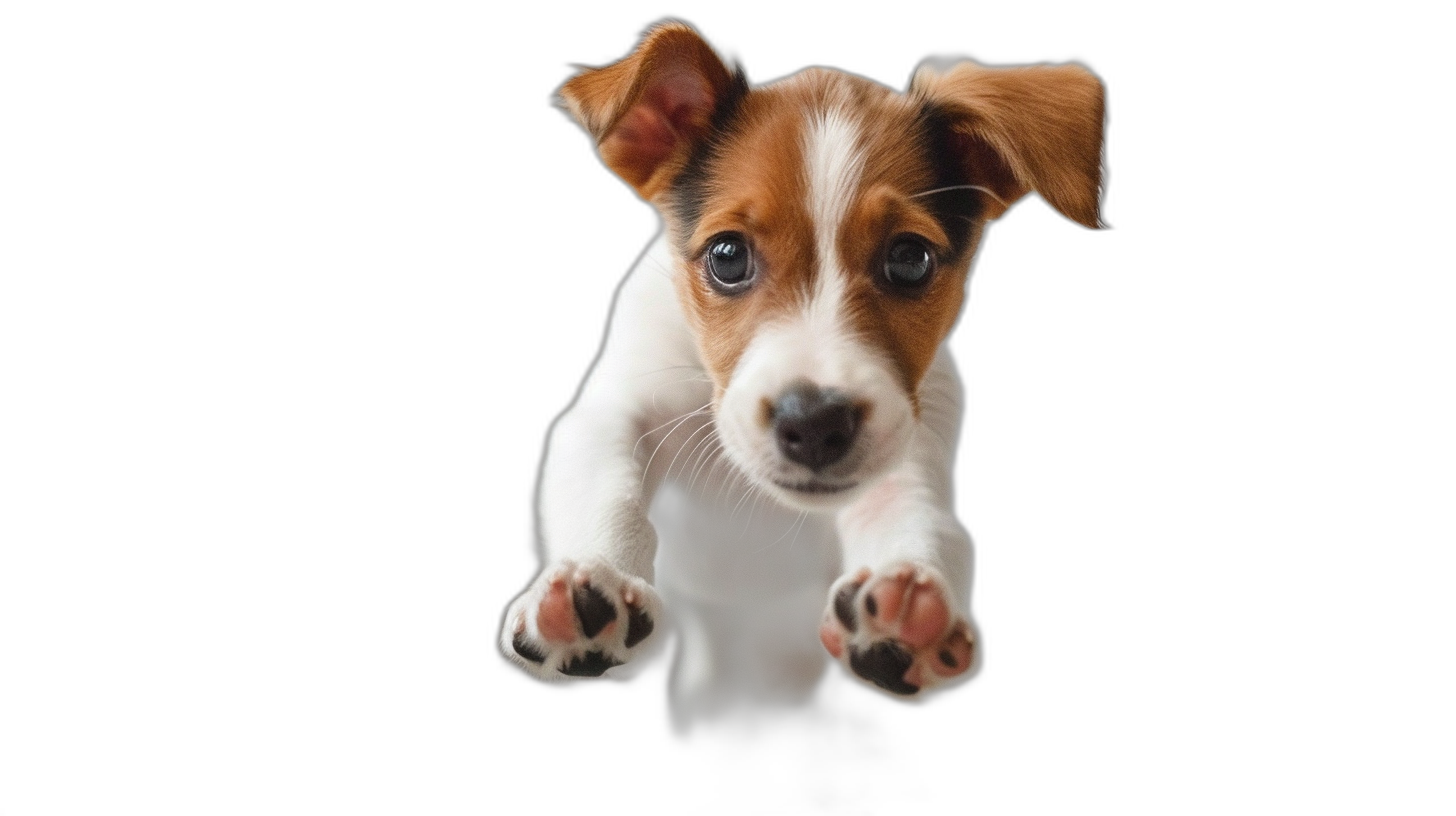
[644,68,714,133]
[610,105,678,172]
[602,68,714,187]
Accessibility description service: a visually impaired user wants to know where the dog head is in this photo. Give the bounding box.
[560,22,1104,509]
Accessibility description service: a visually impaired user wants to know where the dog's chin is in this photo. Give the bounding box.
[763,476,868,511]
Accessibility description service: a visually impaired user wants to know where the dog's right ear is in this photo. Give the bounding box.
[559,22,741,201]
[910,59,1105,229]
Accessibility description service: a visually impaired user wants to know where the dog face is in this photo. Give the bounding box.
[561,23,1103,508]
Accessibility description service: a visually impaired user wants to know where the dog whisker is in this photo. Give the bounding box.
[631,364,710,379]
[733,477,768,530]
[909,183,1008,207]
[719,463,757,512]
[636,403,712,489]
[789,509,810,548]
[684,436,724,497]
[727,471,762,527]
[740,483,769,536]
[632,402,711,458]
[752,508,809,554]
[698,438,727,480]
[676,425,720,492]
[659,420,715,487]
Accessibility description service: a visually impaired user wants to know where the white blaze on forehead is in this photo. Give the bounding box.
[803,105,864,331]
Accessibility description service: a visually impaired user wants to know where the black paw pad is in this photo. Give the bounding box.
[559,650,621,677]
[849,641,919,696]
[572,583,618,639]
[834,580,863,631]
[624,606,654,648]
[511,630,546,664]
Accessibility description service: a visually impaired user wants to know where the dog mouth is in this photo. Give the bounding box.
[771,478,858,495]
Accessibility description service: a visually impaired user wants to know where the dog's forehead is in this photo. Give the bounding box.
[728,68,920,181]
[756,67,922,130]
[673,69,929,247]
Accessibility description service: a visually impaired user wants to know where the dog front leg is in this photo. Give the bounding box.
[819,351,977,696]
[500,248,702,680]
[500,407,666,679]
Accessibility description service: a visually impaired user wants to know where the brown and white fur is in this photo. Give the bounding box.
[500,22,1103,708]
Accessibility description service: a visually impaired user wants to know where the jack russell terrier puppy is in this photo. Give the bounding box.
[501,22,1104,702]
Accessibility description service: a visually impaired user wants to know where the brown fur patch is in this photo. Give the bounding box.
[909,60,1105,228]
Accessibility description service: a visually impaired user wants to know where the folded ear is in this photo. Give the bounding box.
[910,60,1105,228]
[559,22,743,201]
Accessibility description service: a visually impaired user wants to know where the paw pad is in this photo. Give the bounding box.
[848,640,917,695]
[821,564,974,696]
[502,560,661,680]
[571,582,618,639]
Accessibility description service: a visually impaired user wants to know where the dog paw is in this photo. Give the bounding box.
[818,563,974,696]
[501,560,662,680]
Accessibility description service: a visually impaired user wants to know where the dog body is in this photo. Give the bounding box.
[501,23,1104,704]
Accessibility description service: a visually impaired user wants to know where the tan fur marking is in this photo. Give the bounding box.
[671,79,829,392]
[839,189,975,396]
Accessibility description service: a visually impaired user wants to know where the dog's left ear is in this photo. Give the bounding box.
[911,60,1105,228]
[560,22,741,201]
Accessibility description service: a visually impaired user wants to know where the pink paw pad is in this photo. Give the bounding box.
[821,564,975,696]
[864,568,951,649]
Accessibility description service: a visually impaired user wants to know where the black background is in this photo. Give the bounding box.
[278,9,1211,810]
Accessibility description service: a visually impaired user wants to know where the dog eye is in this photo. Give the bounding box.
[884,236,934,288]
[705,235,754,292]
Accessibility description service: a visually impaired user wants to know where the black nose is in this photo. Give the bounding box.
[772,382,860,471]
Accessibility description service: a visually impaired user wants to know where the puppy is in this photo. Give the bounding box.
[501,22,1103,703]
